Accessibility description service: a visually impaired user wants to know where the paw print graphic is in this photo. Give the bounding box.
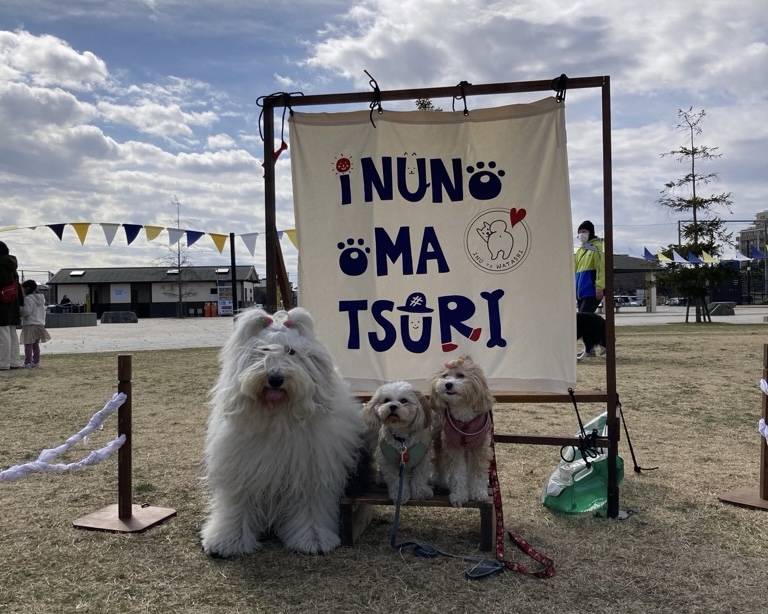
[337,238,370,276]
[466,161,505,200]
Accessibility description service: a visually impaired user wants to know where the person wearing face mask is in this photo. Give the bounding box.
[574,221,606,359]
[574,220,605,313]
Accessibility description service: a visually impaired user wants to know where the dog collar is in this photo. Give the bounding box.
[443,412,490,450]
[380,439,428,469]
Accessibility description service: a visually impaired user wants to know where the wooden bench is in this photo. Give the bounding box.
[341,390,613,550]
[340,485,495,551]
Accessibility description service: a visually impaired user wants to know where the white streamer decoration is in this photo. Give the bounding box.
[759,419,768,445]
[0,393,127,482]
[758,380,768,445]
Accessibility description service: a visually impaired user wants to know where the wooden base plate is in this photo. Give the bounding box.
[718,486,768,511]
[73,504,177,533]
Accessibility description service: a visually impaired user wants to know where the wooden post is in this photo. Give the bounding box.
[73,355,177,532]
[718,342,768,510]
[117,355,133,519]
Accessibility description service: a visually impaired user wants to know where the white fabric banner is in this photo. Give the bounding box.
[290,97,576,393]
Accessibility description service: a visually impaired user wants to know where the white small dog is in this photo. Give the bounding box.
[429,356,494,507]
[363,381,433,504]
[200,307,365,557]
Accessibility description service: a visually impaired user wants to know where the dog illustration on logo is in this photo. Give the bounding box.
[476,219,514,261]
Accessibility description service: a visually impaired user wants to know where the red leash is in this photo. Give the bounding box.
[488,420,556,578]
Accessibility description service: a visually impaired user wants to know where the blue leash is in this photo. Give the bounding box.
[388,452,505,580]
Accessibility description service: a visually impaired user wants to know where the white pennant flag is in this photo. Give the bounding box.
[239,232,259,256]
[100,223,120,246]
[167,228,184,246]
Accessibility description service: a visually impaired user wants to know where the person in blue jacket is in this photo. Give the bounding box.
[574,221,606,359]
[574,220,604,313]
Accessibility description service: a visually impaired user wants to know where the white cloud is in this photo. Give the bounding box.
[0,29,109,91]
[207,133,236,149]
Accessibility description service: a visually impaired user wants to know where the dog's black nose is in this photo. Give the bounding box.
[388,404,399,413]
[445,382,453,391]
[267,373,284,388]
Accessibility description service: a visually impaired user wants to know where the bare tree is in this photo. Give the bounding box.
[153,196,199,317]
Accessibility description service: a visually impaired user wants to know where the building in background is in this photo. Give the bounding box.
[736,210,768,255]
[47,266,265,317]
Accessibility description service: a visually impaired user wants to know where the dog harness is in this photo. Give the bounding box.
[380,439,428,470]
[443,412,491,450]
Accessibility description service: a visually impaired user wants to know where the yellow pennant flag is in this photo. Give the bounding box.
[209,233,228,254]
[657,252,672,262]
[701,250,718,263]
[71,223,91,245]
[284,229,298,249]
[144,225,164,241]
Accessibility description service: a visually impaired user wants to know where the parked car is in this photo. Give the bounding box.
[665,297,687,306]
[615,296,641,308]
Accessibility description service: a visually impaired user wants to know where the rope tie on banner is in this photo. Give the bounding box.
[256,91,303,161]
[364,69,383,127]
[453,81,471,116]
[0,393,127,482]
[551,73,568,103]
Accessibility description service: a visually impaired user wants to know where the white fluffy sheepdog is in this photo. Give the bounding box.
[200,307,365,557]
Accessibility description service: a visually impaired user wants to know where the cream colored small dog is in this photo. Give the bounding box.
[363,380,433,504]
[429,356,494,507]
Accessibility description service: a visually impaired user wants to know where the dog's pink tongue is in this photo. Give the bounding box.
[265,389,285,403]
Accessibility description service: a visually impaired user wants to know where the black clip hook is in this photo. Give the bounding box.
[551,74,568,103]
[453,81,471,116]
[364,69,383,128]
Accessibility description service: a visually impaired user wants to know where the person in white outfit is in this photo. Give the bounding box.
[19,279,51,368]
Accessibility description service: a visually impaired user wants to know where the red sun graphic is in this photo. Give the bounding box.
[334,156,352,174]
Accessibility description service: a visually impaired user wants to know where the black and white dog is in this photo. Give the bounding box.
[576,312,606,359]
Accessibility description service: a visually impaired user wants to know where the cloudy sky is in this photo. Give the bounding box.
[1,0,766,285]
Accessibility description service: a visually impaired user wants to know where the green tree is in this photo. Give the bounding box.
[656,108,735,323]
[415,98,442,111]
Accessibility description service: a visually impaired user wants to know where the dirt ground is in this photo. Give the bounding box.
[1,323,767,613]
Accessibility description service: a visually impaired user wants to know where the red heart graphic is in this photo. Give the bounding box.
[442,342,458,352]
[509,208,527,228]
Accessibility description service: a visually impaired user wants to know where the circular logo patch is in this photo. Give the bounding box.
[464,208,531,274]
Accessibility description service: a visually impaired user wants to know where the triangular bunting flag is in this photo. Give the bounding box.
[657,252,673,262]
[124,224,142,245]
[750,245,767,260]
[71,223,91,245]
[672,250,690,264]
[101,223,120,246]
[209,233,228,254]
[687,252,703,264]
[186,230,204,247]
[643,247,658,261]
[284,229,298,249]
[722,251,751,262]
[240,232,259,257]
[701,250,718,263]
[168,228,184,246]
[48,224,66,240]
[277,230,284,239]
[144,225,164,241]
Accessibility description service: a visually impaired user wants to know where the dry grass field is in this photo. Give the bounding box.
[1,324,767,613]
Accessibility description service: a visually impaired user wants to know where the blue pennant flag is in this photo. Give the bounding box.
[643,247,658,261]
[750,245,767,260]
